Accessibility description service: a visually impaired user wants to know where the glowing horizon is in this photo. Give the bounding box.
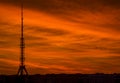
[0,0,120,74]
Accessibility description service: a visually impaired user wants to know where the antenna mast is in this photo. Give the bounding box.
[17,0,28,76]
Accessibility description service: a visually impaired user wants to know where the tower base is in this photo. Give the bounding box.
[17,65,28,76]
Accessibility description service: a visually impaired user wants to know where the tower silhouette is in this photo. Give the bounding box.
[17,0,28,76]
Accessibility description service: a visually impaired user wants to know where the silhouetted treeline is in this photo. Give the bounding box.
[0,73,120,83]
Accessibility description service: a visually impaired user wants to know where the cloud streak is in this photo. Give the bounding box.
[0,0,120,74]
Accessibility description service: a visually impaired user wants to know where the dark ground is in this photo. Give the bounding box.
[0,74,120,83]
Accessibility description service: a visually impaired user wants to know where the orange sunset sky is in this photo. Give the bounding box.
[0,0,120,75]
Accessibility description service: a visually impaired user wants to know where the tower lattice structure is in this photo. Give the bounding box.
[17,0,28,76]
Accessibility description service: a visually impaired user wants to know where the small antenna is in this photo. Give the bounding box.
[17,0,28,76]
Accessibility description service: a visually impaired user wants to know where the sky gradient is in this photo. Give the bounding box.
[0,0,120,74]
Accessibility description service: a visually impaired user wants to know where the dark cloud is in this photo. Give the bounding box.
[99,23,120,31]
[0,23,20,48]
[26,32,120,54]
[90,38,120,54]
[71,56,120,72]
[1,0,120,13]
[100,0,120,8]
[61,36,120,54]
[0,59,18,74]
[78,21,120,32]
[26,36,46,41]
[26,41,52,48]
[1,0,120,32]
[26,26,69,36]
[0,40,12,47]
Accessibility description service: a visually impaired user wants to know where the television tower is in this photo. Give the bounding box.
[17,0,28,76]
